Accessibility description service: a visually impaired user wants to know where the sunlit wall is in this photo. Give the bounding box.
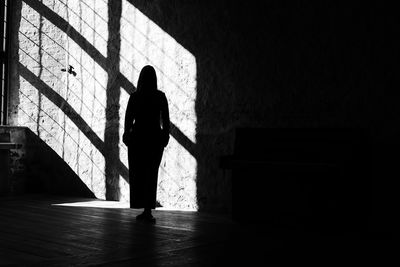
[18,0,108,199]
[16,0,197,210]
[119,1,197,210]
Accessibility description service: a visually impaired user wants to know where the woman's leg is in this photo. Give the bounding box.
[136,143,163,222]
[143,207,152,215]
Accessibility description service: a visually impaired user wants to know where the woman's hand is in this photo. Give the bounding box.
[123,132,130,146]
[161,131,169,147]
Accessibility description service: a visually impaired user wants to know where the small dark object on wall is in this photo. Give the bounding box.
[61,65,77,76]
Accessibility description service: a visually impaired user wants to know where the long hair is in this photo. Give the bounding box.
[137,65,157,92]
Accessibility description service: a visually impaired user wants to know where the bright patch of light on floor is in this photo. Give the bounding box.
[52,200,196,211]
[53,200,129,209]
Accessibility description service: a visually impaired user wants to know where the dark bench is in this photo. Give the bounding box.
[221,128,371,232]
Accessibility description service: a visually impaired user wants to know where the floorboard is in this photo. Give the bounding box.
[0,194,394,266]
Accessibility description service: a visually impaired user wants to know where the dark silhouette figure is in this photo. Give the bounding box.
[123,65,170,223]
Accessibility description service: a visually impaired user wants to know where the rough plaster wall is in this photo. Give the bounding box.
[119,1,198,210]
[128,0,238,212]
[62,0,110,200]
[9,1,397,213]
[13,0,109,200]
[123,1,397,213]
[10,0,199,210]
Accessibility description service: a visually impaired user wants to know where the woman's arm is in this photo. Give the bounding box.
[123,93,135,145]
[161,93,170,147]
[124,93,135,131]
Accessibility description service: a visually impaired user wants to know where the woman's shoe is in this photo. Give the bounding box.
[136,212,156,223]
[136,213,147,220]
[146,215,156,223]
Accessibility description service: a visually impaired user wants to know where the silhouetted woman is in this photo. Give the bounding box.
[123,65,170,223]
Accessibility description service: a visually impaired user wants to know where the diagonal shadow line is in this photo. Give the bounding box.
[22,0,197,159]
[170,124,198,159]
[23,0,136,95]
[19,62,129,181]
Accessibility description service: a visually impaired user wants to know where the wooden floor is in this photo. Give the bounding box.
[0,195,394,266]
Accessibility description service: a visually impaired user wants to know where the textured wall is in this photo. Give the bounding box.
[124,1,397,213]
[8,1,397,213]
[11,0,109,200]
[0,126,95,197]
[9,0,198,210]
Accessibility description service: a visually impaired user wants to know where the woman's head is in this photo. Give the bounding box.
[137,65,157,92]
